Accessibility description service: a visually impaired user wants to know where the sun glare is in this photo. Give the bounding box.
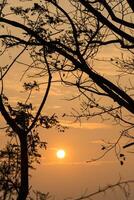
[56,149,66,159]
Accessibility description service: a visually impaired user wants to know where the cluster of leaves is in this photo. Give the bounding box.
[100,140,126,166]
[10,6,30,16]
[38,114,67,132]
[0,142,20,199]
[7,102,33,130]
[23,81,39,91]
[27,129,47,166]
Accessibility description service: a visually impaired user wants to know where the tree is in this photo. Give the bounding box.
[0,1,65,199]
[0,0,134,199]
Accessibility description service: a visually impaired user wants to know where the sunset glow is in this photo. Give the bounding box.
[56,149,66,159]
[1,1,134,200]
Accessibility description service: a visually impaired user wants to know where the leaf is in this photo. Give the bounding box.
[101,146,106,150]
[120,161,124,165]
[120,153,124,157]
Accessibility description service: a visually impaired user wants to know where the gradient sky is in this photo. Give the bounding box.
[1,1,134,200]
[3,56,134,199]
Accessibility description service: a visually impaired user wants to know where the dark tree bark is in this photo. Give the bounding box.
[17,134,28,200]
[0,96,29,199]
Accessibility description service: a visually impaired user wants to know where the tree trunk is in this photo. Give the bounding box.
[17,134,28,200]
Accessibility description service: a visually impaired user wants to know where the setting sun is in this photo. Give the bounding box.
[56,149,66,159]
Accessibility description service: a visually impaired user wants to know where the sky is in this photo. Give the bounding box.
[3,64,134,200]
[1,1,134,200]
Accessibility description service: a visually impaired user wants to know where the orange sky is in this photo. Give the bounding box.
[1,1,134,199]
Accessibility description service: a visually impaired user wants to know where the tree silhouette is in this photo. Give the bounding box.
[0,0,134,199]
[0,86,65,199]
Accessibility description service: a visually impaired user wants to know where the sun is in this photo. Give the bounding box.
[56,149,66,159]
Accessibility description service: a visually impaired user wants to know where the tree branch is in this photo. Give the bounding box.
[100,0,134,29]
[79,0,134,44]
[26,49,52,133]
[73,179,134,200]
[0,96,22,136]
[126,0,134,12]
